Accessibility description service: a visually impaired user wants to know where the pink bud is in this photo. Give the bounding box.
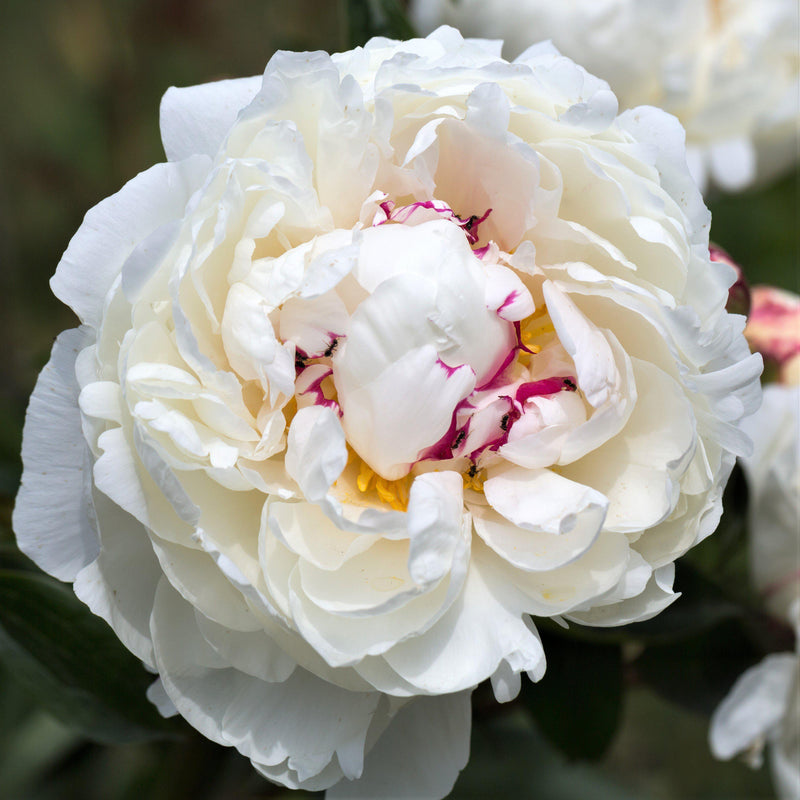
[745,285,800,385]
[710,244,750,317]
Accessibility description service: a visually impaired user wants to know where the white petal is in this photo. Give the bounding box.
[382,551,545,694]
[567,561,677,627]
[338,344,475,480]
[709,137,757,192]
[617,106,709,247]
[51,157,209,328]
[13,328,99,581]
[194,610,296,684]
[160,76,262,162]
[407,471,466,586]
[327,691,471,800]
[287,555,458,667]
[146,677,178,718]
[151,579,381,790]
[280,290,350,358]
[94,427,151,525]
[505,531,631,616]
[149,535,261,633]
[73,491,160,667]
[472,490,603,574]
[221,282,295,400]
[285,405,348,502]
[268,500,377,571]
[483,466,608,536]
[561,360,695,533]
[483,264,536,322]
[348,221,513,385]
[710,653,797,760]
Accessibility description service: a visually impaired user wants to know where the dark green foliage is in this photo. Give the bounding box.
[340,0,417,49]
[0,570,180,744]
[520,632,623,761]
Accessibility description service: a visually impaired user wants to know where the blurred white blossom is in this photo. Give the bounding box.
[711,288,800,798]
[412,0,800,194]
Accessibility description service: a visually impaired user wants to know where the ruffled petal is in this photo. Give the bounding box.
[51,157,209,328]
[151,579,382,790]
[327,691,471,800]
[160,76,263,162]
[13,328,99,581]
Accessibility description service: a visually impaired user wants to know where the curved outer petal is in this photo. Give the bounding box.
[327,691,471,800]
[740,385,800,624]
[73,492,161,667]
[285,406,348,504]
[160,76,263,162]
[13,327,99,581]
[51,156,209,329]
[151,579,382,790]
[381,548,546,695]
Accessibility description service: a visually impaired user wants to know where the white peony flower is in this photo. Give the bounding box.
[710,636,800,800]
[14,28,762,798]
[710,299,799,799]
[742,383,800,624]
[411,0,800,194]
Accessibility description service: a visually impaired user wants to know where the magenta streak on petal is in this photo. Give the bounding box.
[459,207,492,245]
[476,339,518,392]
[516,376,578,404]
[514,321,537,356]
[497,290,520,316]
[472,244,491,259]
[435,357,467,378]
[374,199,457,227]
[468,397,521,461]
[416,396,475,463]
[373,199,493,252]
[299,367,342,417]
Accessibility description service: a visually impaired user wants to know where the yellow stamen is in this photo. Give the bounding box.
[463,467,486,493]
[375,477,409,512]
[520,332,542,353]
[357,459,377,493]
[353,453,411,511]
[522,320,555,339]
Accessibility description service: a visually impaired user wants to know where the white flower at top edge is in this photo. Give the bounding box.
[412,0,800,194]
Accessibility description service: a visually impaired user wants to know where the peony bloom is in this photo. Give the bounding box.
[14,28,761,798]
[411,0,800,194]
[743,382,800,624]
[710,621,800,800]
[711,294,799,799]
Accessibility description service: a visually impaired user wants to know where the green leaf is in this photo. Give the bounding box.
[0,569,180,743]
[454,709,645,800]
[633,619,762,717]
[520,631,623,760]
[340,0,417,50]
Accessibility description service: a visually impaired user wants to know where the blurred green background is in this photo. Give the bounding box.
[0,1,796,798]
